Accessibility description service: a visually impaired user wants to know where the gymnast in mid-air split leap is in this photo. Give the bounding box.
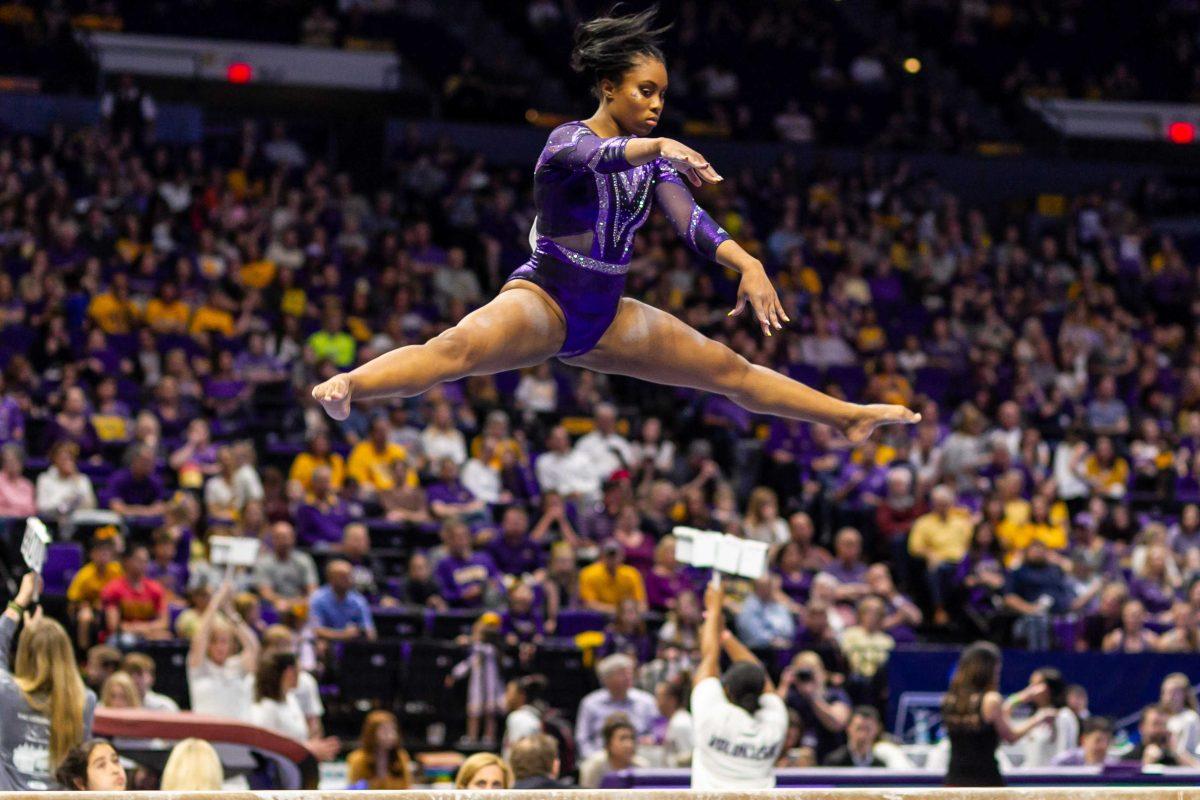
[313,6,919,441]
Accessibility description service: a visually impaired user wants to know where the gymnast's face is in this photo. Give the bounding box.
[600,54,667,137]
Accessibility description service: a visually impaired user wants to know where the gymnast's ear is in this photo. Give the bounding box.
[598,77,616,102]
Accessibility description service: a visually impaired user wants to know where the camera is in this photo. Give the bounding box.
[796,669,815,683]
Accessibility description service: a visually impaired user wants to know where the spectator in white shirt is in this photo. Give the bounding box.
[36,441,97,522]
[536,425,599,499]
[574,403,633,486]
[249,652,339,762]
[502,674,547,760]
[421,402,467,466]
[122,652,179,712]
[515,363,558,416]
[462,440,508,505]
[262,624,325,738]
[655,676,694,767]
[186,580,259,720]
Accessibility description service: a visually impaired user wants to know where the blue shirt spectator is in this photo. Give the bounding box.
[310,559,376,642]
[736,576,797,649]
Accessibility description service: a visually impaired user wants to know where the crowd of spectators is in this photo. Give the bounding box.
[892,0,1200,114]
[1,43,1200,783]
[500,0,978,149]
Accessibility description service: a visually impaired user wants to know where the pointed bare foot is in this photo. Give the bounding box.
[312,374,353,420]
[843,404,921,444]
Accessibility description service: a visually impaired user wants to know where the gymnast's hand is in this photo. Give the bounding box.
[657,139,722,186]
[729,261,790,337]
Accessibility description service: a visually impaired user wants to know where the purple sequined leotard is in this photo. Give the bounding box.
[508,121,730,357]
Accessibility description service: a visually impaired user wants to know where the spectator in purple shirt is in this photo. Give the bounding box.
[773,540,813,609]
[295,465,353,549]
[436,518,503,608]
[233,332,288,384]
[105,444,167,517]
[832,441,889,517]
[427,457,490,528]
[147,527,187,600]
[501,581,545,664]
[48,386,99,458]
[952,523,1007,636]
[579,479,625,546]
[0,376,24,444]
[644,535,690,612]
[818,527,870,605]
[1130,543,1180,616]
[599,598,653,664]
[488,507,545,578]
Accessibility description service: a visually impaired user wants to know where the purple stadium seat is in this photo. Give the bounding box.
[914,366,952,403]
[787,363,822,387]
[43,542,83,596]
[555,609,607,636]
[826,365,867,401]
[494,369,520,397]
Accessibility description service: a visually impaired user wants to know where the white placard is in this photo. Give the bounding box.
[716,534,743,574]
[736,539,769,579]
[21,518,51,574]
[692,531,720,568]
[673,527,698,564]
[209,536,261,568]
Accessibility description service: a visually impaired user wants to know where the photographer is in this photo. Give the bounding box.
[779,650,851,763]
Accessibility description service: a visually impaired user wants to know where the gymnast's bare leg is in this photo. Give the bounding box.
[562,297,918,443]
[311,282,563,420]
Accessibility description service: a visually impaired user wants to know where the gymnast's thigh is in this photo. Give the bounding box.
[455,283,566,373]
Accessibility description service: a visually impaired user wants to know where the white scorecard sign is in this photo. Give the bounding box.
[208,536,261,568]
[673,526,768,580]
[21,518,51,574]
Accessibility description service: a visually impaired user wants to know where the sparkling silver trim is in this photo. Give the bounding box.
[538,238,629,275]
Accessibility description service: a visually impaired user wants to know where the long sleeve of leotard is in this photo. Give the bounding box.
[539,124,633,175]
[653,159,731,260]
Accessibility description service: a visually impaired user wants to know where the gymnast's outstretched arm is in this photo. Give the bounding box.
[653,158,789,337]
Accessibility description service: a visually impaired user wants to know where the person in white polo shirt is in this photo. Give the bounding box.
[690,580,788,789]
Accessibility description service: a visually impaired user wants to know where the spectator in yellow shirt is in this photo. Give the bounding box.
[907,485,973,625]
[578,541,647,615]
[189,289,238,338]
[997,494,1067,563]
[67,533,124,648]
[87,273,139,334]
[347,417,410,497]
[470,410,526,469]
[288,430,345,499]
[144,282,191,334]
[1080,436,1129,499]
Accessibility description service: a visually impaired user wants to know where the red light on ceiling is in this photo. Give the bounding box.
[227,62,253,84]
[1167,121,1195,145]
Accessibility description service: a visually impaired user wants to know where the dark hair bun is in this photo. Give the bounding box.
[570,5,670,96]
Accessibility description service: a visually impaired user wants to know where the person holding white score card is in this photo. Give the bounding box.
[688,565,788,789]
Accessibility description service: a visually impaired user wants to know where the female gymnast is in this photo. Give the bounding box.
[313,7,918,442]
